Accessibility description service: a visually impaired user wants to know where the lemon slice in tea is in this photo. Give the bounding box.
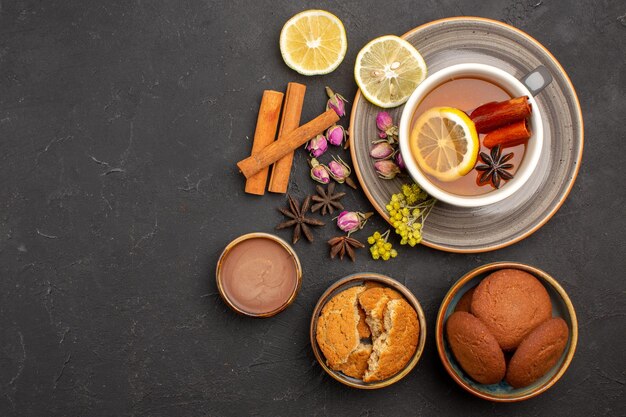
[410,107,479,182]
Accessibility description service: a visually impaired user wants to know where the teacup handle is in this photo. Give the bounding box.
[520,65,553,96]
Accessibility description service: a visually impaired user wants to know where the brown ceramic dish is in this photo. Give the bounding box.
[349,17,584,252]
[435,262,578,402]
[310,273,427,389]
[216,232,302,318]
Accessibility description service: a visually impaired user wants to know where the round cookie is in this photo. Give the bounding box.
[506,317,569,388]
[471,269,552,351]
[446,311,506,385]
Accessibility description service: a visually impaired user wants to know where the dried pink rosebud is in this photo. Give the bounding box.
[375,111,399,143]
[395,151,406,170]
[336,211,360,233]
[336,211,373,235]
[326,125,346,146]
[310,158,330,184]
[376,112,394,132]
[370,142,394,159]
[327,156,352,183]
[306,134,328,158]
[374,160,401,180]
[325,86,348,117]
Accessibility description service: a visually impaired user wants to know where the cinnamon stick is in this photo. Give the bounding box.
[237,109,339,179]
[483,119,531,148]
[244,90,284,195]
[268,83,306,194]
[470,96,531,133]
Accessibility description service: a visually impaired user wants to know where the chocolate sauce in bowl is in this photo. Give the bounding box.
[218,236,299,316]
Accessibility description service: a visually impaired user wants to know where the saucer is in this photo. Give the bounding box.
[349,17,583,253]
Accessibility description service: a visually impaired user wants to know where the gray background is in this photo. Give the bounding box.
[1,0,625,416]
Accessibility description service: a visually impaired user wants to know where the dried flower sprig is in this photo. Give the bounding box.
[367,230,397,261]
[386,184,436,246]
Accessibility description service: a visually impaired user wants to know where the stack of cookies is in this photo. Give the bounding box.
[316,283,419,382]
[446,269,569,388]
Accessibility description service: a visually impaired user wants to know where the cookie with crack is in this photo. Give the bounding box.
[316,285,366,369]
[363,298,419,382]
[358,286,403,340]
[356,281,383,338]
[335,342,373,379]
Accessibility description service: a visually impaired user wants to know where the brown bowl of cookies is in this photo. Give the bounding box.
[310,273,427,389]
[436,261,578,402]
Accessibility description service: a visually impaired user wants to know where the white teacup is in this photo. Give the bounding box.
[399,63,551,207]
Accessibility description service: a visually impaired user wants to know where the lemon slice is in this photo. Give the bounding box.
[410,107,479,182]
[279,10,347,76]
[355,35,427,108]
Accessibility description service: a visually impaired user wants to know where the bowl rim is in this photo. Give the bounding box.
[435,261,578,402]
[398,63,543,208]
[309,272,427,389]
[215,232,302,318]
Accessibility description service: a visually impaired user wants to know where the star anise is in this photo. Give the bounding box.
[311,183,346,216]
[476,144,514,189]
[276,194,325,244]
[327,235,365,262]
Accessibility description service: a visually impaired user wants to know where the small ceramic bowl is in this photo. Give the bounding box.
[310,273,427,389]
[215,232,302,318]
[435,262,578,402]
[399,63,547,208]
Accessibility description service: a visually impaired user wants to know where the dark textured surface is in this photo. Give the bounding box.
[1,1,625,416]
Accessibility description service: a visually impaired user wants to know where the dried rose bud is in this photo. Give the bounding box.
[376,112,394,134]
[336,211,360,233]
[336,210,373,235]
[370,142,394,159]
[306,134,328,158]
[325,86,348,117]
[326,125,346,147]
[310,158,330,184]
[395,151,406,170]
[374,160,401,180]
[375,111,399,142]
[327,156,352,183]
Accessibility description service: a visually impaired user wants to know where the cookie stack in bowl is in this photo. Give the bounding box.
[445,269,569,388]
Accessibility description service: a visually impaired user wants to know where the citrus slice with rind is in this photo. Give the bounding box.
[410,107,479,182]
[354,35,427,108]
[279,10,347,76]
